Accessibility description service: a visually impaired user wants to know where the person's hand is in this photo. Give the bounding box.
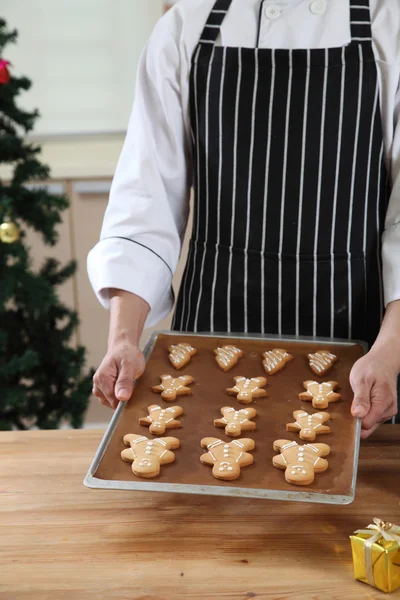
[92,343,145,410]
[350,347,398,439]
[93,289,149,410]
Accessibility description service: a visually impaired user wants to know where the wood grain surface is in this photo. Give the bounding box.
[0,427,399,600]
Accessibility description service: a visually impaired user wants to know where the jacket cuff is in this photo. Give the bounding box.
[87,237,174,328]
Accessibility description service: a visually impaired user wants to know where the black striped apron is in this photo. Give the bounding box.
[172,0,397,421]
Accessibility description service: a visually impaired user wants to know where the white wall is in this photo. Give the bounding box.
[0,0,163,136]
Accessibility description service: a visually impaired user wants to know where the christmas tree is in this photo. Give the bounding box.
[0,19,92,430]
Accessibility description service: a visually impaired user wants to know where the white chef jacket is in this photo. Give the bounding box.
[87,0,400,329]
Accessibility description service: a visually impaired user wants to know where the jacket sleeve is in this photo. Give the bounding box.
[87,11,192,328]
[382,73,400,307]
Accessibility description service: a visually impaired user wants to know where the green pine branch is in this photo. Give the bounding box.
[0,19,17,52]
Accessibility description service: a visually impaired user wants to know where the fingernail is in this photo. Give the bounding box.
[118,389,130,400]
[353,406,366,418]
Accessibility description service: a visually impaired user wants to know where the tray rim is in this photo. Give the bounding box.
[84,330,365,504]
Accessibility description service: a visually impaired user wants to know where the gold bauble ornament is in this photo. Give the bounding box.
[0,217,20,244]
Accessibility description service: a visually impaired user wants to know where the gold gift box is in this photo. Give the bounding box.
[350,519,400,594]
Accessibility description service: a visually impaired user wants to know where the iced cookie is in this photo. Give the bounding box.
[152,374,194,401]
[139,405,183,435]
[299,381,341,410]
[214,345,244,372]
[121,434,180,478]
[226,376,267,404]
[308,350,337,375]
[214,406,257,437]
[262,348,293,375]
[168,343,197,369]
[200,437,255,481]
[286,410,331,442]
[272,439,331,486]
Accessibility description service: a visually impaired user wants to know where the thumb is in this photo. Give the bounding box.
[115,364,134,401]
[351,380,371,419]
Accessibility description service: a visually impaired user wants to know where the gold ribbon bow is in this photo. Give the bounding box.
[355,518,400,587]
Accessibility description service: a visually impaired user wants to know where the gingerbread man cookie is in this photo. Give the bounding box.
[152,374,194,401]
[299,381,341,410]
[226,376,267,404]
[307,350,337,375]
[139,405,183,435]
[286,410,331,442]
[214,406,257,437]
[262,348,293,375]
[214,345,244,372]
[272,439,330,486]
[168,343,197,369]
[121,434,180,478]
[200,437,255,481]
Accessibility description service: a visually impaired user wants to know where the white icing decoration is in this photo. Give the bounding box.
[169,343,195,365]
[216,345,242,367]
[282,441,297,450]
[232,440,244,448]
[307,444,319,452]
[308,351,336,373]
[263,349,291,372]
[208,440,222,449]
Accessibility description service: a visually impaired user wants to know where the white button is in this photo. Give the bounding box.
[265,4,281,20]
[310,0,326,15]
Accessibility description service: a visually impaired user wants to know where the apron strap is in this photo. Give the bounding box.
[349,0,372,43]
[199,0,233,46]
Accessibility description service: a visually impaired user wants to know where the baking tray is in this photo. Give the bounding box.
[84,331,366,504]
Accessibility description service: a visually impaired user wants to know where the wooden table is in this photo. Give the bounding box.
[1,427,399,600]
